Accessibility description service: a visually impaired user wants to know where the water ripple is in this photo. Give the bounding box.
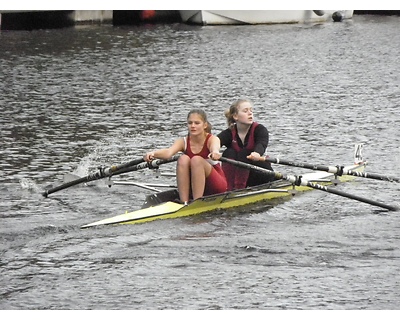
[1,15,400,310]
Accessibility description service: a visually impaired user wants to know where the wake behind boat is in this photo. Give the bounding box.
[80,151,368,228]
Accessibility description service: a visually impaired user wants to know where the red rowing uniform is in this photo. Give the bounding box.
[185,133,227,196]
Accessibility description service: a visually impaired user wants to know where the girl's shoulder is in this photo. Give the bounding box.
[217,127,233,136]
[206,133,215,142]
[172,136,186,150]
[206,133,219,142]
[254,122,268,131]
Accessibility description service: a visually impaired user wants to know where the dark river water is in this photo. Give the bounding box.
[1,14,400,310]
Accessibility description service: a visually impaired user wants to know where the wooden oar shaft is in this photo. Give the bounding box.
[219,157,399,212]
[266,156,400,183]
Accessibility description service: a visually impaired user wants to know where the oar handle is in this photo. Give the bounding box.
[220,157,281,179]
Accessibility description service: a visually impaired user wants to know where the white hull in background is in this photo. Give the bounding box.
[179,10,354,25]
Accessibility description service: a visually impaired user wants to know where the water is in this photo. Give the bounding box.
[1,14,400,310]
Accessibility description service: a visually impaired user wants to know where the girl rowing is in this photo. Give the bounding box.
[144,109,227,205]
[210,98,274,191]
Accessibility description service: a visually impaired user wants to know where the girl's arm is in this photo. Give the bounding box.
[144,138,185,161]
[247,124,269,161]
[207,135,222,160]
[253,124,269,155]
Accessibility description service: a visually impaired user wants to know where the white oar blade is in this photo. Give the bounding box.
[63,173,82,183]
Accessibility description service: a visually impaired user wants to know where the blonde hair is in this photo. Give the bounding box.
[224,98,253,127]
[187,109,212,134]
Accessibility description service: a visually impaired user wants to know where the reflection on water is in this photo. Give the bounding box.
[1,15,400,309]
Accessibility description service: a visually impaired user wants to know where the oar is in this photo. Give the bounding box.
[42,156,145,197]
[109,154,181,176]
[265,156,400,183]
[219,157,399,211]
[42,155,181,197]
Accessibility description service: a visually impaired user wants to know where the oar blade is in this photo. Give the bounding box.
[63,173,81,183]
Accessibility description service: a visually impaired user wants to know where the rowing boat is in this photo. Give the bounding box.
[80,159,367,229]
[40,144,398,226]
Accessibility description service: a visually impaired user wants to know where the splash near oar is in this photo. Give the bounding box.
[42,155,181,197]
[42,156,146,197]
[219,157,399,212]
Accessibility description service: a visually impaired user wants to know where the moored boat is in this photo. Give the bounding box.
[179,10,354,25]
[80,159,367,229]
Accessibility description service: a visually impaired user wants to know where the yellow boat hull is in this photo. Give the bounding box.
[81,162,366,228]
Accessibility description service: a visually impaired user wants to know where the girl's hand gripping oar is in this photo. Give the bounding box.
[110,154,181,175]
[219,157,399,212]
[42,157,145,197]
